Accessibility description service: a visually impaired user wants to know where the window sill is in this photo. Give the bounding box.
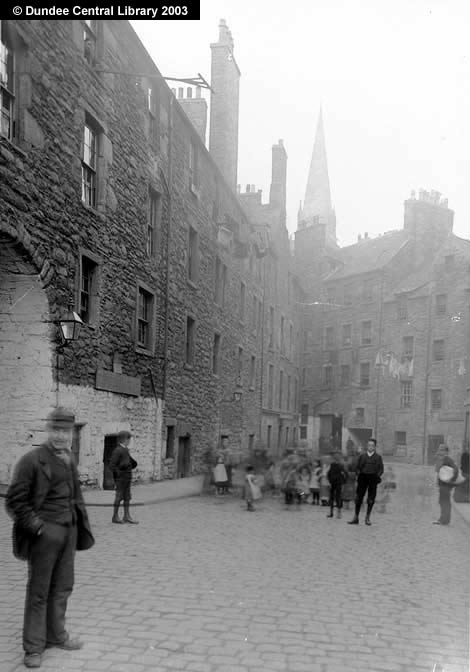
[135,345,154,357]
[184,363,194,372]
[0,135,27,159]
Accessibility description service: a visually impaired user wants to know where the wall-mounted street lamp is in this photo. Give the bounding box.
[55,303,83,405]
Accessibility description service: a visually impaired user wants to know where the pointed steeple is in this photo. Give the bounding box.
[299,109,336,242]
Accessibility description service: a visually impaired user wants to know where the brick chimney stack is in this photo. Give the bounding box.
[177,86,208,144]
[209,19,240,190]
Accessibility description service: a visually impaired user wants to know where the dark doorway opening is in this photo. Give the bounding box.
[103,435,118,490]
[177,435,191,478]
[348,428,373,452]
[319,414,343,454]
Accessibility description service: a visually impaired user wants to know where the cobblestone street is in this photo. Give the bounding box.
[1,479,469,672]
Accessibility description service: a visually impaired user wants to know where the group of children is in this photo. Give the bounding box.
[238,451,396,514]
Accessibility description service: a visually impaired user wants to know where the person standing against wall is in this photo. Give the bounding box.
[433,444,458,525]
[110,430,139,524]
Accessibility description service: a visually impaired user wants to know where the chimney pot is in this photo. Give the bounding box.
[364,232,368,239]
[246,184,250,193]
[187,87,192,98]
[178,87,183,98]
[358,234,362,241]
[196,86,202,98]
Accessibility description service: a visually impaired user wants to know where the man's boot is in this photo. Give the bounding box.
[327,504,334,518]
[112,503,123,524]
[348,501,360,524]
[123,503,139,524]
[365,502,373,525]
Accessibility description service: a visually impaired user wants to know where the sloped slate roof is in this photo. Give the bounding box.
[325,230,409,280]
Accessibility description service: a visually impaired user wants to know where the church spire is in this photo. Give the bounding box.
[299,108,336,243]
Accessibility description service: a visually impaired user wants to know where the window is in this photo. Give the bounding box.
[267,364,274,409]
[355,407,364,420]
[258,301,263,336]
[79,255,99,324]
[433,339,445,362]
[302,367,306,387]
[300,403,308,424]
[250,355,256,388]
[81,120,97,207]
[344,284,352,306]
[185,316,195,365]
[239,282,246,321]
[287,374,291,410]
[137,287,153,350]
[362,279,374,302]
[400,381,413,408]
[342,324,352,347]
[212,334,221,375]
[431,389,442,410]
[189,139,199,190]
[395,431,406,446]
[300,426,307,440]
[360,362,370,387]
[280,316,285,353]
[325,326,335,348]
[396,297,407,320]
[294,378,298,411]
[187,226,199,282]
[361,321,372,345]
[147,84,159,150]
[214,258,227,306]
[402,336,414,357]
[326,286,336,305]
[0,21,15,141]
[269,306,274,347]
[267,425,272,449]
[323,364,333,388]
[279,370,284,408]
[435,294,447,316]
[237,347,243,384]
[165,425,175,459]
[147,190,161,257]
[83,20,97,65]
[289,324,293,357]
[340,364,350,386]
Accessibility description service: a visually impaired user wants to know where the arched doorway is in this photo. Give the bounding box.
[0,236,55,482]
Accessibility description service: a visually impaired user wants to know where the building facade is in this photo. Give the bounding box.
[294,113,469,464]
[0,18,299,487]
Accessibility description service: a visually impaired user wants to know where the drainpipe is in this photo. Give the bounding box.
[422,283,434,465]
[374,269,385,439]
[258,253,266,446]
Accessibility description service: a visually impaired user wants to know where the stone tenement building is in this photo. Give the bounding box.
[294,114,470,464]
[0,18,299,487]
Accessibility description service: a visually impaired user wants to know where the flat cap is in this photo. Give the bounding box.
[117,430,132,441]
[47,407,75,428]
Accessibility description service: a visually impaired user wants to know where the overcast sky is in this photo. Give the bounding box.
[132,0,469,246]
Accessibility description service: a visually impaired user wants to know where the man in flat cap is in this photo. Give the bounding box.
[110,430,139,524]
[5,407,94,669]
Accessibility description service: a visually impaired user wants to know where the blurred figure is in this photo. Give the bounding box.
[297,466,311,504]
[213,453,228,496]
[244,465,261,511]
[433,444,458,525]
[326,453,347,519]
[220,437,233,493]
[319,458,331,506]
[309,459,321,505]
[342,454,357,510]
[280,452,299,509]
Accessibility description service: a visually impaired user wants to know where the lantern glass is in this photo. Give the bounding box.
[59,310,83,343]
